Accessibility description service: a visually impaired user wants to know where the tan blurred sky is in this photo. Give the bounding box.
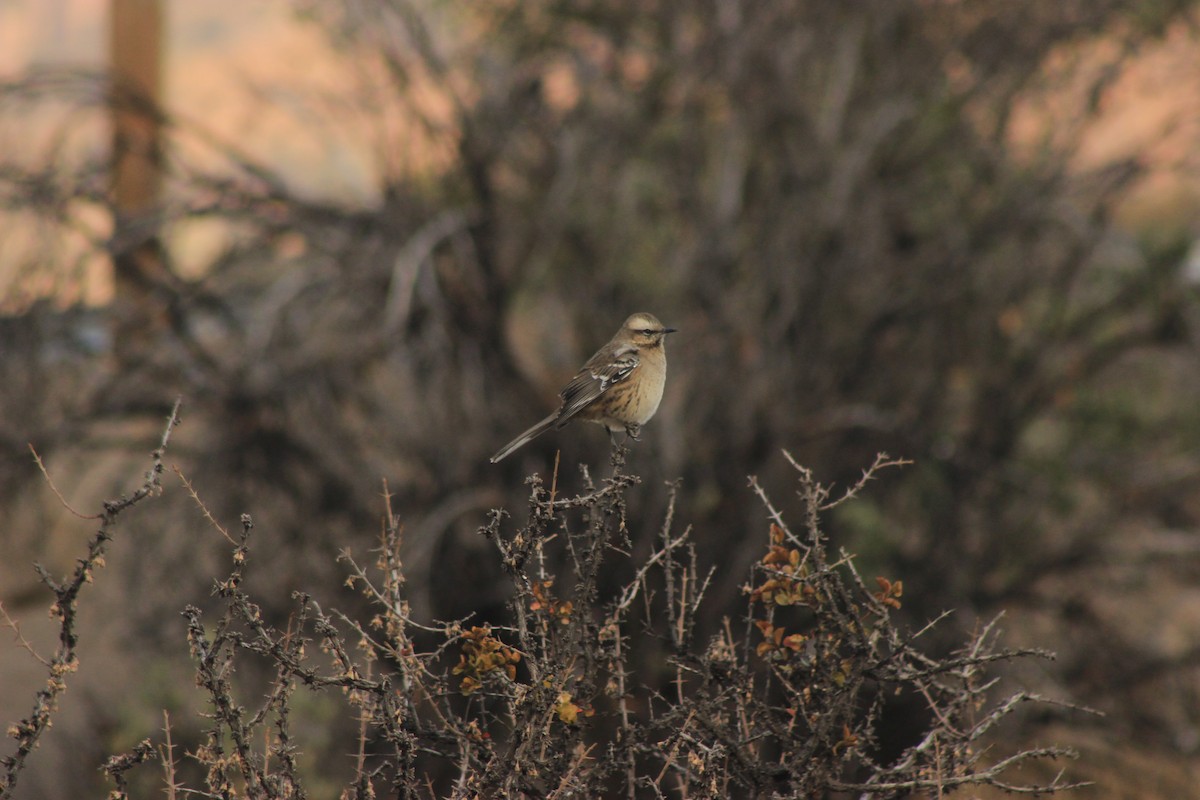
[0,2,1197,305]
[1,0,384,204]
[3,2,1193,209]
[0,0,399,305]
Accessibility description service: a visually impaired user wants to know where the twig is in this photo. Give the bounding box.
[174,466,237,545]
[28,445,100,520]
[160,710,181,800]
[0,601,48,667]
[1,398,181,800]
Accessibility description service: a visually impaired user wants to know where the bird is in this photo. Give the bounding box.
[490,312,676,463]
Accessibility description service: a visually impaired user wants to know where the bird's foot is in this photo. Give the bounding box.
[608,429,630,473]
[624,423,642,442]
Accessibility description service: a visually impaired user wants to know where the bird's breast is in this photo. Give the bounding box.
[630,359,666,424]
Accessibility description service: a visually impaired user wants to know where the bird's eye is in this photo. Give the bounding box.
[638,329,653,335]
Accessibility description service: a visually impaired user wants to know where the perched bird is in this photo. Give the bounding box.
[490,312,676,463]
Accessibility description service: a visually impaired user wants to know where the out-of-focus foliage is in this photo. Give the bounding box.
[2,0,1200,796]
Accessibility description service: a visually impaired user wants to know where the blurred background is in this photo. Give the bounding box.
[3,0,1200,796]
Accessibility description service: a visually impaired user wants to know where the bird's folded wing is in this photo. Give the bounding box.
[555,346,640,426]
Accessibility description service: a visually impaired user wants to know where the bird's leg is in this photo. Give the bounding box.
[608,426,629,473]
[623,422,642,442]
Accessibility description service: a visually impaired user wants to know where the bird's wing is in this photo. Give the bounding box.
[555,344,640,427]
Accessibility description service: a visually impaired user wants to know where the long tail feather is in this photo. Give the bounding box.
[490,412,559,463]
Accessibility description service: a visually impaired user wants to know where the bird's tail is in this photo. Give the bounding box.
[490,412,559,463]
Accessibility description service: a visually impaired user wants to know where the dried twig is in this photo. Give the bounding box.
[1,398,181,800]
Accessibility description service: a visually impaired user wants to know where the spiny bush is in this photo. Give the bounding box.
[3,410,1085,798]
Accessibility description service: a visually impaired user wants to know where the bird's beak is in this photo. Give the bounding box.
[663,327,678,334]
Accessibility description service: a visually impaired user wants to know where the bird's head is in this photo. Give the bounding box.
[623,313,677,347]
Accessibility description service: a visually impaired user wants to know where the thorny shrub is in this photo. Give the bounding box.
[3,412,1086,799]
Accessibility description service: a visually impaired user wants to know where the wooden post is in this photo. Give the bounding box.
[108,0,166,357]
[110,0,162,217]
